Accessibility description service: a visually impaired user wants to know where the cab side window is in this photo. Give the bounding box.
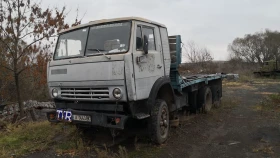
[142,27,156,50]
[136,25,156,50]
[136,26,143,50]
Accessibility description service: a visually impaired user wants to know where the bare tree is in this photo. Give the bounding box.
[183,41,213,63]
[0,0,81,118]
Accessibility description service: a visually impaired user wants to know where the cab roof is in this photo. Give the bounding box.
[59,17,166,34]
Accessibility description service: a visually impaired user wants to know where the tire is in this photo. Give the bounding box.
[211,86,221,108]
[198,87,213,113]
[149,99,169,144]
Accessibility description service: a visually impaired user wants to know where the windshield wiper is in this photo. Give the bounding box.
[87,48,111,60]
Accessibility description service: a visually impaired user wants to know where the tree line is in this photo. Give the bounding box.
[182,29,280,75]
[228,29,280,64]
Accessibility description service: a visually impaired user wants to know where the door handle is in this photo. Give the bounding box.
[157,65,162,69]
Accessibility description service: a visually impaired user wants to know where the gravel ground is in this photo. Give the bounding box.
[25,79,280,158]
[158,79,280,158]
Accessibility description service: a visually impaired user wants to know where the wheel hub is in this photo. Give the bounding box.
[160,107,168,135]
[163,120,167,126]
[160,119,168,127]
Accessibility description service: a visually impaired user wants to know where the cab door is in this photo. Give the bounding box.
[132,21,164,100]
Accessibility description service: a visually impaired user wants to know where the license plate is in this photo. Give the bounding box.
[73,114,91,122]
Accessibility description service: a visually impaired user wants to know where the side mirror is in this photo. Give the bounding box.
[143,35,149,54]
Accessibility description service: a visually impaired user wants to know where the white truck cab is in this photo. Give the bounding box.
[49,17,170,102]
[47,17,224,144]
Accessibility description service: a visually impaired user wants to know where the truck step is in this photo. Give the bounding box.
[135,113,150,119]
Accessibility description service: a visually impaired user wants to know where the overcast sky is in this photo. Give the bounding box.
[43,0,280,61]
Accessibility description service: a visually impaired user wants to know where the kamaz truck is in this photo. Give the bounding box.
[47,17,227,144]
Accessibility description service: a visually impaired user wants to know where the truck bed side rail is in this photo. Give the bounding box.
[180,74,226,89]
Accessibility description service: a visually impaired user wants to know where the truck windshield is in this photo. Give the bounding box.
[85,22,131,55]
[54,28,89,59]
[54,21,131,59]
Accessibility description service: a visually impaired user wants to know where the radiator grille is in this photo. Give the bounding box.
[60,87,109,100]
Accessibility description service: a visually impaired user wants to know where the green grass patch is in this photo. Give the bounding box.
[269,93,280,103]
[0,121,134,158]
[254,93,280,115]
[258,93,280,112]
[0,121,76,158]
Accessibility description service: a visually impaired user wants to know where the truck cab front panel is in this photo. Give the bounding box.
[48,59,128,102]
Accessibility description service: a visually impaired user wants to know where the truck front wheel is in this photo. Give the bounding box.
[149,99,169,144]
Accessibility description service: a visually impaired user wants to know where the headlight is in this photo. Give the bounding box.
[52,88,58,98]
[113,88,122,99]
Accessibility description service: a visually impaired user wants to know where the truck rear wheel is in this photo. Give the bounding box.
[211,85,221,108]
[149,99,169,144]
[198,87,212,113]
[203,87,212,113]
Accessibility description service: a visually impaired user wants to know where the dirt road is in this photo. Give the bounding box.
[155,79,280,158]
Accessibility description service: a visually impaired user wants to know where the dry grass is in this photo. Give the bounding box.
[254,92,277,95]
[0,121,131,158]
[94,145,128,158]
[253,79,280,85]
[224,83,257,90]
[225,73,279,86]
[252,145,274,155]
[0,121,76,158]
[128,145,161,158]
[220,96,240,110]
[253,93,280,113]
[223,81,243,87]
[238,73,255,83]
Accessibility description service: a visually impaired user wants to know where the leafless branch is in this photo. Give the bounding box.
[19,21,32,33]
[19,31,34,40]
[0,64,14,72]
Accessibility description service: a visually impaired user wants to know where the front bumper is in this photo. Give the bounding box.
[47,109,128,129]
